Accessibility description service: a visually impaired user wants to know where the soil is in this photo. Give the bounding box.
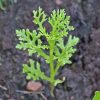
[0,0,100,100]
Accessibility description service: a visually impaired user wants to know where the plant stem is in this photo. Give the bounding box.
[50,83,55,97]
[50,47,54,79]
[49,41,55,80]
[49,41,55,95]
[54,62,60,75]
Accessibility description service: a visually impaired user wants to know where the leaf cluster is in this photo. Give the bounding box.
[16,7,79,88]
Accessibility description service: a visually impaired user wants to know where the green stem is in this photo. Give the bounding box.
[54,62,60,75]
[50,83,55,97]
[43,74,51,82]
[49,41,55,95]
[50,42,55,80]
[37,48,49,59]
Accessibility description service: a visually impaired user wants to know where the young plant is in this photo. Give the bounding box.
[0,0,15,10]
[93,91,100,100]
[16,7,79,95]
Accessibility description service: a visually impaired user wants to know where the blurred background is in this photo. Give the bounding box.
[0,0,100,100]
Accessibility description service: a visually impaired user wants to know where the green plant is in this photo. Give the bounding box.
[0,0,15,10]
[16,7,79,95]
[0,0,5,10]
[93,91,100,100]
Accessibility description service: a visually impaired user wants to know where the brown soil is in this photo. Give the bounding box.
[0,0,100,100]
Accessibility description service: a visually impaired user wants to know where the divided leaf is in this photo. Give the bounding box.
[16,29,49,60]
[54,35,79,66]
[48,9,74,41]
[23,59,50,81]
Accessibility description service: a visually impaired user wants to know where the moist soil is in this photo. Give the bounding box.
[0,0,100,100]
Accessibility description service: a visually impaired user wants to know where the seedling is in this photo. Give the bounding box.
[16,7,79,95]
[93,91,100,100]
[0,0,15,10]
[0,0,5,10]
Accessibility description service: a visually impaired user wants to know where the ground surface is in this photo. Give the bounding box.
[0,0,100,100]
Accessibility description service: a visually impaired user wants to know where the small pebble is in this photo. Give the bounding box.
[55,0,63,5]
[26,81,43,92]
[70,96,74,100]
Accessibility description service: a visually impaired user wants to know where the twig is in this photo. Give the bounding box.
[16,90,47,100]
[16,90,33,94]
[40,92,48,100]
[0,85,7,91]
